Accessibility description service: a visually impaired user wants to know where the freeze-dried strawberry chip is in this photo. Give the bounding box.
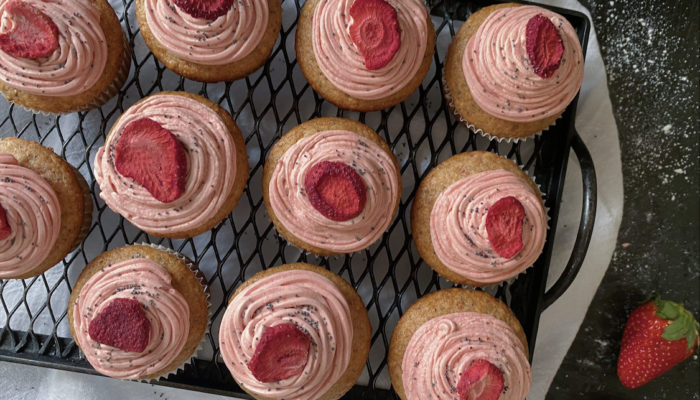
[88,298,151,353]
[485,196,526,259]
[304,161,367,221]
[457,359,505,400]
[172,0,234,20]
[526,14,564,79]
[114,118,187,203]
[0,204,10,241]
[247,323,311,383]
[349,0,401,70]
[0,0,59,59]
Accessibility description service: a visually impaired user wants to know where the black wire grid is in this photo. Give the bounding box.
[0,0,592,398]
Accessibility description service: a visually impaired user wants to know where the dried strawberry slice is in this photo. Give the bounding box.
[526,14,565,79]
[114,118,187,203]
[349,0,401,70]
[485,196,526,259]
[172,0,234,20]
[457,359,505,400]
[0,204,11,241]
[247,323,311,383]
[0,0,59,59]
[304,161,367,221]
[88,298,151,353]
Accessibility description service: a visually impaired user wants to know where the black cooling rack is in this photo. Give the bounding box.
[0,0,596,398]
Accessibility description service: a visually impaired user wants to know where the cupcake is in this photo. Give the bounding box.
[411,151,547,286]
[0,0,131,113]
[219,262,371,400]
[388,288,531,400]
[263,117,401,255]
[444,3,584,140]
[94,91,249,238]
[136,0,282,82]
[68,244,209,380]
[296,0,435,111]
[0,137,92,279]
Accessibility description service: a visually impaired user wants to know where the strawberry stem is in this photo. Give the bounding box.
[654,298,699,350]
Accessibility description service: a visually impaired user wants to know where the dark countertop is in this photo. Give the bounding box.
[548,0,699,399]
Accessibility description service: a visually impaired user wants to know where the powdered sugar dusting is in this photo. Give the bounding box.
[593,0,697,202]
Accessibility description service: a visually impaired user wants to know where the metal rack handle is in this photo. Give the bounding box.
[543,132,598,309]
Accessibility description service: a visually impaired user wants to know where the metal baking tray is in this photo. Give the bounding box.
[0,0,595,398]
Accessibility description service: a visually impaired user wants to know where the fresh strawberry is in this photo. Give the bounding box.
[114,118,187,203]
[88,298,151,353]
[617,298,699,388]
[0,204,11,241]
[247,323,310,383]
[525,14,564,79]
[0,0,59,59]
[349,0,401,70]
[172,0,234,20]
[457,359,504,400]
[304,161,367,221]
[485,196,526,259]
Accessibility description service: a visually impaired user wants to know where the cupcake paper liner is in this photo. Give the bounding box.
[138,242,212,382]
[441,72,562,143]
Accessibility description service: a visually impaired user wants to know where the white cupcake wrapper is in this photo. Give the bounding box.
[441,72,563,144]
[135,242,212,383]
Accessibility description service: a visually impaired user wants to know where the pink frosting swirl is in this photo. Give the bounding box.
[311,0,428,99]
[402,312,531,399]
[94,94,237,235]
[0,0,108,96]
[73,257,190,379]
[220,269,353,399]
[462,5,584,122]
[0,153,61,278]
[144,0,268,65]
[430,169,546,284]
[268,130,399,253]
